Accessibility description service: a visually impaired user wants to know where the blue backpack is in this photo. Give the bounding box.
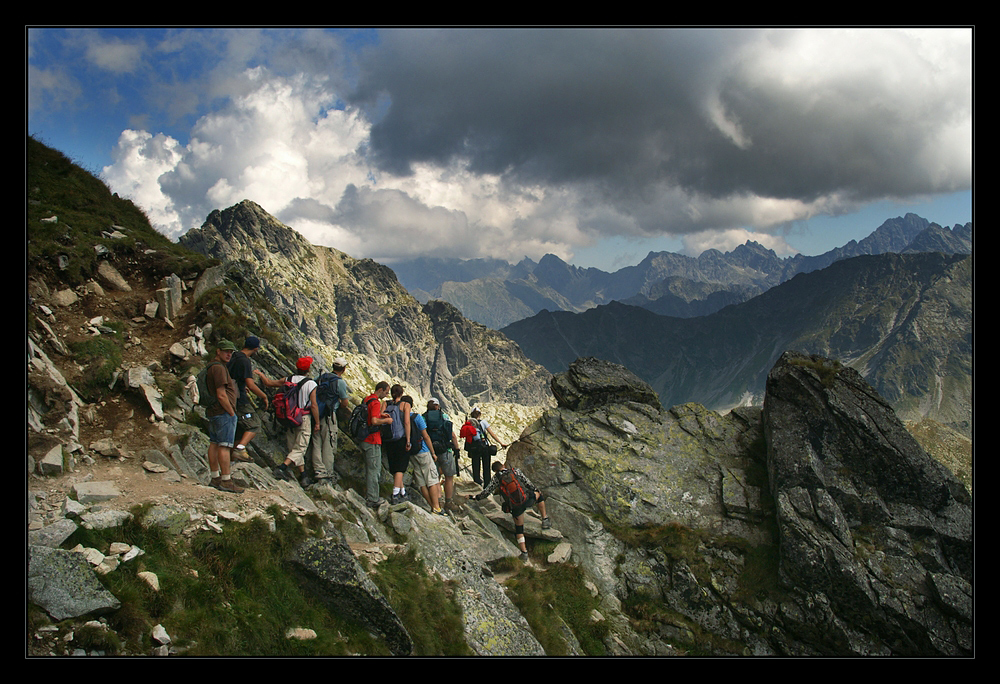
[381,401,406,442]
[315,372,344,419]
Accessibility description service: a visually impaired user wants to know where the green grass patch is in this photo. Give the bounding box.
[789,355,844,388]
[505,563,609,655]
[68,332,125,399]
[56,504,393,655]
[367,548,473,655]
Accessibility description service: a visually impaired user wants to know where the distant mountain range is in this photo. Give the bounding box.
[501,251,972,436]
[386,214,972,329]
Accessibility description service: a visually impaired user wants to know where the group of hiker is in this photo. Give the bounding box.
[200,337,550,557]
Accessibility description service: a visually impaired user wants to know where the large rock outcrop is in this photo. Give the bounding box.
[511,355,972,655]
[763,351,971,655]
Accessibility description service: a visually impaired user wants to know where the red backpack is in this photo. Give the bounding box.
[274,376,310,427]
[499,469,528,507]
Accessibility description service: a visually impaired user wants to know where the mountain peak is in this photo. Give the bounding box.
[180,200,312,263]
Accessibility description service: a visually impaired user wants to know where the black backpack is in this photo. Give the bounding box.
[407,413,426,456]
[424,409,452,452]
[315,372,343,419]
[349,396,380,443]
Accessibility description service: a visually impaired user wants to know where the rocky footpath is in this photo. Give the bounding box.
[510,354,973,656]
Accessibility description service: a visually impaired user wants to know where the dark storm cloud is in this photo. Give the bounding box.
[347,28,970,209]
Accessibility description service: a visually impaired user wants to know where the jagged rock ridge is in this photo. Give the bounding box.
[503,252,972,436]
[390,213,972,329]
[179,200,553,414]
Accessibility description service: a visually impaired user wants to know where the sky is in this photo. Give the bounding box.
[27,28,973,272]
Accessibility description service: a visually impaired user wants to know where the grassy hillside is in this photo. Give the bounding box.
[27,136,215,287]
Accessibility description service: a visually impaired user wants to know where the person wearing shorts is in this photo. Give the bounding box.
[228,336,268,462]
[425,398,464,512]
[385,385,412,503]
[408,400,446,516]
[473,462,551,560]
[205,340,243,494]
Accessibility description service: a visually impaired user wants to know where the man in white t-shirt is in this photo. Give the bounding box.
[257,356,319,487]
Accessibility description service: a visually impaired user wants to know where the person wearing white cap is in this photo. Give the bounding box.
[311,356,351,486]
[461,405,508,486]
[425,398,464,512]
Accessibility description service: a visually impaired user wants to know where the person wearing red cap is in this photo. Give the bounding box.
[256,356,320,487]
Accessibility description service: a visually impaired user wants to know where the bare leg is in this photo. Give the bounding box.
[208,443,220,473]
[218,446,232,476]
[513,513,527,552]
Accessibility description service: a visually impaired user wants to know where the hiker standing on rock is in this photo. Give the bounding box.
[310,357,351,486]
[472,461,550,560]
[461,406,508,486]
[361,381,393,507]
[227,336,268,462]
[255,356,320,488]
[384,385,412,504]
[406,396,447,516]
[205,339,244,494]
[425,398,464,512]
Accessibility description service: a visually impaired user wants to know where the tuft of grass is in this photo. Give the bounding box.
[55,504,390,655]
[367,548,472,655]
[68,326,126,399]
[789,355,844,388]
[505,563,609,655]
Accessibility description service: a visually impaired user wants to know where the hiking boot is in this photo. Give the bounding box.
[216,478,244,494]
[542,517,552,530]
[432,508,448,516]
[444,499,463,513]
[232,446,253,463]
[209,476,222,490]
[519,551,529,562]
[272,464,292,481]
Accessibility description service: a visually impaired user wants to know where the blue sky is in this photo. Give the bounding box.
[27,28,972,271]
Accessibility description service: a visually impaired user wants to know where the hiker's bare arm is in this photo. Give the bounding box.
[216,386,235,416]
[246,376,269,408]
[488,427,508,448]
[252,369,284,388]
